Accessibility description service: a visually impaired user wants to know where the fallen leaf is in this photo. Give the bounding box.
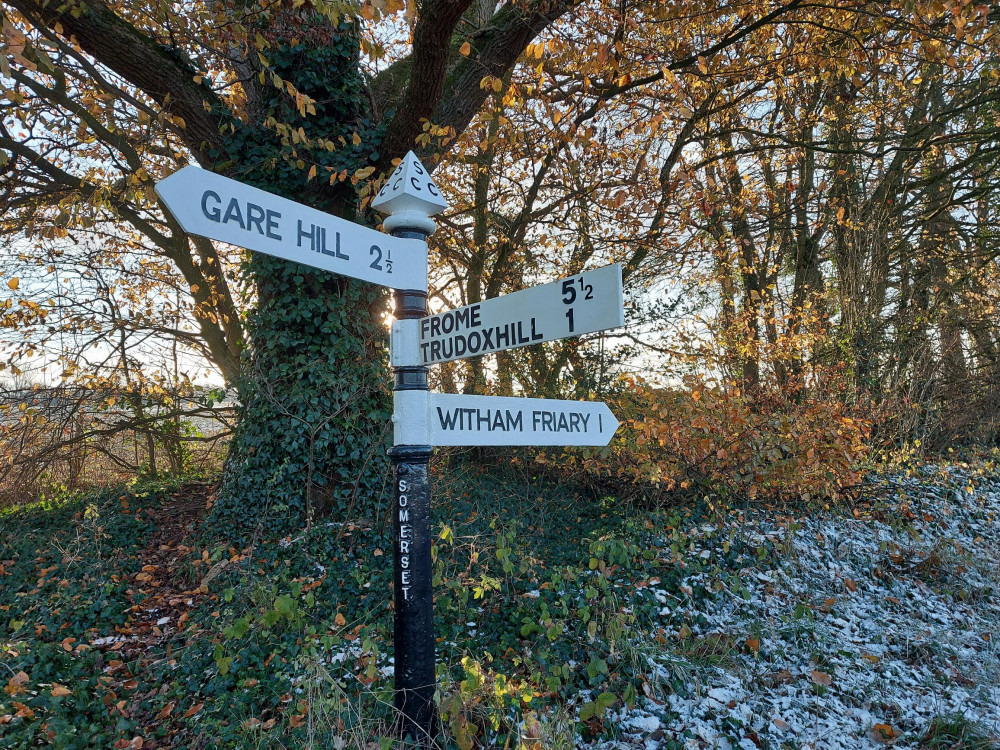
[13,701,35,719]
[158,701,175,719]
[810,670,832,686]
[334,613,346,627]
[872,723,895,741]
[766,669,794,685]
[51,684,72,697]
[773,717,789,729]
[4,671,29,696]
[182,702,203,718]
[844,577,857,592]
[745,637,760,653]
[459,41,471,56]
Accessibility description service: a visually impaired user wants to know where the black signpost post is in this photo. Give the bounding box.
[387,247,437,744]
[374,156,448,745]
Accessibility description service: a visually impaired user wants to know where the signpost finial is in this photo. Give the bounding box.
[372,151,448,234]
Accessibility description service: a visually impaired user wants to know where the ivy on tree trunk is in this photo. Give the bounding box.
[212,11,393,537]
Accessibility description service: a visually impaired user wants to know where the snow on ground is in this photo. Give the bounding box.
[598,465,1000,749]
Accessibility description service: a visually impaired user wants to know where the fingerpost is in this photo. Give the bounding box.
[157,151,623,747]
[373,154,448,745]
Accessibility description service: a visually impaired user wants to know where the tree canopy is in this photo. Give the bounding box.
[2,0,999,515]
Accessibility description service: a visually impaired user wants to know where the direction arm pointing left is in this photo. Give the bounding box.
[155,167,428,291]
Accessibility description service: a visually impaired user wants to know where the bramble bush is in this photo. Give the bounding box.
[545,377,871,505]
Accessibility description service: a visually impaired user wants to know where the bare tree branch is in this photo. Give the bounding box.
[8,0,231,167]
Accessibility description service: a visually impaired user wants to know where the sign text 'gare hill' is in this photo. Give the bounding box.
[155,165,428,290]
[156,152,625,744]
[198,189,352,262]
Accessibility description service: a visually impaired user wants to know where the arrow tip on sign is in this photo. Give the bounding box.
[154,165,202,231]
[603,404,621,439]
[373,151,448,233]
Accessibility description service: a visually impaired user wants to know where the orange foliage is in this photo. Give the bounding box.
[559,378,870,504]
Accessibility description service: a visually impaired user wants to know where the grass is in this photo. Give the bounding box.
[921,714,998,749]
[3,459,999,749]
[673,632,739,669]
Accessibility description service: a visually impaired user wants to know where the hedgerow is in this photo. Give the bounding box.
[544,378,871,505]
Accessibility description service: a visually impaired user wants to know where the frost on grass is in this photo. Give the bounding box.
[597,466,1000,749]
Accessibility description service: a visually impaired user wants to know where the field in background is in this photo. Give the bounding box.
[0,385,232,507]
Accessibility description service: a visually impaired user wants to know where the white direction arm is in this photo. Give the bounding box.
[393,393,620,447]
[156,166,428,291]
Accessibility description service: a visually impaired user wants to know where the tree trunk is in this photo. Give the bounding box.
[212,11,392,536]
